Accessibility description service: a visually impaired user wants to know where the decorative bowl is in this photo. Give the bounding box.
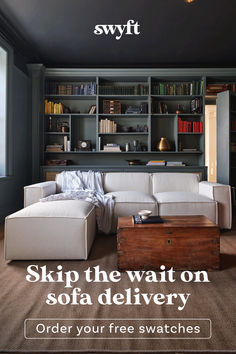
[138,210,152,220]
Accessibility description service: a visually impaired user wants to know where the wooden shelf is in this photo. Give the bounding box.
[178,132,203,135]
[44,150,203,154]
[98,95,148,99]
[45,113,96,116]
[45,94,96,100]
[98,114,148,117]
[98,132,148,135]
[151,95,203,99]
[151,113,202,117]
[45,132,70,135]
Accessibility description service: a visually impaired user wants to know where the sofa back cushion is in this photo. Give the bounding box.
[152,173,200,194]
[103,173,151,194]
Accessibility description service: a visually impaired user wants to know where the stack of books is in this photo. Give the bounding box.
[99,119,117,133]
[125,105,141,114]
[146,160,165,166]
[45,144,63,152]
[102,144,121,152]
[166,161,185,166]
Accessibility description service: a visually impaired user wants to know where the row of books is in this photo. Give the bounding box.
[99,119,117,133]
[153,101,168,114]
[178,117,203,133]
[206,84,236,95]
[146,160,185,166]
[45,82,96,95]
[102,144,121,152]
[152,81,204,96]
[45,100,63,114]
[99,84,148,95]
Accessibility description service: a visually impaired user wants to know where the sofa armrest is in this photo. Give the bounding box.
[24,181,57,207]
[199,181,232,229]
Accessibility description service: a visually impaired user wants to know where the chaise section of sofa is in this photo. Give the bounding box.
[5,200,96,260]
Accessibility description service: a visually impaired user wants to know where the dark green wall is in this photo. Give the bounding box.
[0,65,31,223]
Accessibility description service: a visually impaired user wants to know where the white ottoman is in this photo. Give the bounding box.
[4,200,96,260]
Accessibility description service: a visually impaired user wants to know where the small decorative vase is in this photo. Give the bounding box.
[176,104,183,114]
[158,137,171,151]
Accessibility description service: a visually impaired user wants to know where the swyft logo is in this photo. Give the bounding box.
[93,19,140,40]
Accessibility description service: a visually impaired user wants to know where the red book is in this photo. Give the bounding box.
[193,122,196,133]
[184,121,187,132]
[178,117,182,132]
[200,121,203,133]
[197,122,200,132]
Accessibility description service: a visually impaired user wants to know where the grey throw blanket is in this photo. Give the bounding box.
[40,170,114,234]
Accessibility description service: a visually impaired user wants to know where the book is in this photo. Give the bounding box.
[45,144,63,152]
[99,120,117,133]
[103,144,121,152]
[133,215,164,224]
[182,148,197,152]
[166,161,185,166]
[146,160,165,166]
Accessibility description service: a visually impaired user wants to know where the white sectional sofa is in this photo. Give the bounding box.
[4,172,232,260]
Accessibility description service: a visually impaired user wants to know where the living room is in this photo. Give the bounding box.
[0,0,236,353]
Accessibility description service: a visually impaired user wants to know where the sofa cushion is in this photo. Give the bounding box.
[153,191,217,224]
[5,200,96,260]
[103,173,151,194]
[106,191,157,232]
[152,173,200,194]
[107,191,156,204]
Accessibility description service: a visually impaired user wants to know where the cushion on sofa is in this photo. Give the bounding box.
[106,191,157,216]
[5,200,96,260]
[153,191,217,224]
[152,173,200,194]
[103,173,151,194]
[106,191,157,233]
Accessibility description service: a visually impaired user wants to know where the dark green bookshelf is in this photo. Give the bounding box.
[43,74,205,167]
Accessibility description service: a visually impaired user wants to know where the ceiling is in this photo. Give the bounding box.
[0,0,236,67]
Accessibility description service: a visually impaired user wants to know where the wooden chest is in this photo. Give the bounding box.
[117,216,220,271]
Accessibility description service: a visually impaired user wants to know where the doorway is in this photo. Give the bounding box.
[205,105,217,182]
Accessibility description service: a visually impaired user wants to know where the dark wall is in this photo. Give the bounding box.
[0,65,31,223]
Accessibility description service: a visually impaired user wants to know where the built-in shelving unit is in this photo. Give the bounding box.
[42,72,205,172]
